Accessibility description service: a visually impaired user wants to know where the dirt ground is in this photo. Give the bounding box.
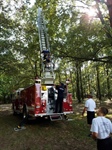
[0,100,112,150]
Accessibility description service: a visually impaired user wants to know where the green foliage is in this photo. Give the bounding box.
[0,0,112,101]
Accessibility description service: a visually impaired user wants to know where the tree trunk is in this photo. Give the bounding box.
[65,71,68,81]
[87,74,91,94]
[106,66,111,99]
[76,63,81,103]
[96,1,112,38]
[106,0,112,27]
[96,65,102,101]
[79,65,84,101]
[70,69,75,98]
[58,69,61,82]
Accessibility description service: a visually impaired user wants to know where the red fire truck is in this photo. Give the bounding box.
[12,80,73,121]
[12,8,73,121]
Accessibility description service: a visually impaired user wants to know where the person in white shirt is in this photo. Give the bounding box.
[82,94,96,136]
[91,107,112,150]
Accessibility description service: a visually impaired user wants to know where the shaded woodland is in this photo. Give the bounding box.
[0,0,112,103]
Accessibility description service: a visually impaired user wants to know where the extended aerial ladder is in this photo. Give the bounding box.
[37,8,73,120]
[37,7,54,85]
[37,8,58,119]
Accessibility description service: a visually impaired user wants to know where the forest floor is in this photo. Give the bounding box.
[0,99,112,150]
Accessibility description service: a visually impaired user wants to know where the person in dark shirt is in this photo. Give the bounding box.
[54,82,65,113]
[42,50,51,68]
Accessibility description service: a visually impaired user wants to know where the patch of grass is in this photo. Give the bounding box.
[0,104,98,150]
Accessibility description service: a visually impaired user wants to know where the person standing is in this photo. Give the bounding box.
[91,107,112,150]
[82,94,96,136]
[54,82,65,113]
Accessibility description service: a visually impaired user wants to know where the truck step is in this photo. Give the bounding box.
[50,114,63,121]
